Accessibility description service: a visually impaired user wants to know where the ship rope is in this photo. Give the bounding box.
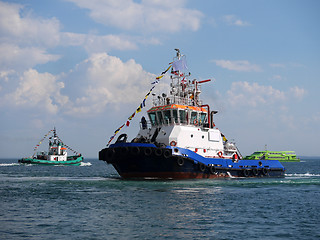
[54,134,81,156]
[32,129,81,157]
[32,129,54,157]
[106,64,172,146]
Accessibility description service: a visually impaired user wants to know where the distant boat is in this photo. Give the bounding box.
[244,151,300,162]
[19,128,83,165]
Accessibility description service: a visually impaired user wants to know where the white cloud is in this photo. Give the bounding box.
[269,75,284,81]
[227,81,286,107]
[0,69,15,82]
[60,32,138,53]
[0,1,61,48]
[227,81,306,108]
[213,60,262,72]
[222,15,251,27]
[0,52,154,115]
[269,63,286,68]
[0,1,61,72]
[0,1,158,73]
[66,0,203,33]
[4,69,68,114]
[289,86,306,100]
[63,52,156,115]
[0,43,60,72]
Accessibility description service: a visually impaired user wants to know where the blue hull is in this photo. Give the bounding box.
[99,143,285,179]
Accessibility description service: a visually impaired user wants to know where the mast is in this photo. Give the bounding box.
[174,48,181,60]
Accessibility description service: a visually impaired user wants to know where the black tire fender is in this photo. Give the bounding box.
[252,168,259,176]
[106,148,115,159]
[131,146,140,155]
[163,149,172,158]
[155,148,163,157]
[243,169,250,177]
[261,168,269,176]
[209,166,216,174]
[144,147,153,156]
[177,157,184,167]
[199,163,206,172]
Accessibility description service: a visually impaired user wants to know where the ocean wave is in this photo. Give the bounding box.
[285,173,320,177]
[80,162,92,167]
[0,163,20,167]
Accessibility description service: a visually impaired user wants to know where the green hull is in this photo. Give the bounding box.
[18,156,83,165]
[244,151,300,162]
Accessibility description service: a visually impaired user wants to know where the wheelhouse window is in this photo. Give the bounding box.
[163,110,171,125]
[157,111,164,125]
[172,110,178,124]
[200,112,207,124]
[190,111,198,125]
[148,112,157,126]
[179,110,186,124]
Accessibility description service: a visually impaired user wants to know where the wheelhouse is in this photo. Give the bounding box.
[147,104,208,127]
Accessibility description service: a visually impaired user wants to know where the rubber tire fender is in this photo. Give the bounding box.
[252,168,259,176]
[155,148,163,157]
[261,168,269,176]
[144,147,153,156]
[177,157,184,167]
[106,148,115,159]
[163,149,172,158]
[209,166,216,174]
[243,169,250,177]
[199,163,206,172]
[131,146,140,155]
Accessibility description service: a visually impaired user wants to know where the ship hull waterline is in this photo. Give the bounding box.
[99,143,285,180]
[18,156,83,166]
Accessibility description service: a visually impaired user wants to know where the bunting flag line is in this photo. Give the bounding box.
[32,130,81,156]
[32,130,53,156]
[107,64,172,146]
[55,134,81,156]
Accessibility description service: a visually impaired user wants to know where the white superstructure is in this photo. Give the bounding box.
[46,129,68,161]
[134,49,241,159]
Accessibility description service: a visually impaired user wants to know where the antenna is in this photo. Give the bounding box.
[174,48,180,59]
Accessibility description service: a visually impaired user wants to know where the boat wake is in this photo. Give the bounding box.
[0,163,20,167]
[285,173,320,177]
[80,162,92,167]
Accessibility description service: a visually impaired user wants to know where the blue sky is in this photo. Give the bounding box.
[0,0,319,158]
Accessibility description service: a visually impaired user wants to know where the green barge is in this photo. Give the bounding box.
[244,151,300,162]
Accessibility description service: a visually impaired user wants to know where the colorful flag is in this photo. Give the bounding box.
[106,64,172,146]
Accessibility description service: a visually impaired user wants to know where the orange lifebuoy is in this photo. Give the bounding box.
[193,119,198,126]
[218,151,223,158]
[170,141,177,146]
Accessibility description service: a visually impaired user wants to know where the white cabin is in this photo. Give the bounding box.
[134,49,240,159]
[47,136,68,161]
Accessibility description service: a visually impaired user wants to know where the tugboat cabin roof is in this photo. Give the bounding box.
[147,104,208,127]
[147,104,208,113]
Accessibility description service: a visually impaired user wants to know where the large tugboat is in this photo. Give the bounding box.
[99,49,285,179]
[19,128,83,165]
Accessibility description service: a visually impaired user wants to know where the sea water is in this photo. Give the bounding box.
[0,158,319,240]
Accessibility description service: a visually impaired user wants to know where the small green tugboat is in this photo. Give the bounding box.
[19,128,83,165]
[244,151,300,162]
